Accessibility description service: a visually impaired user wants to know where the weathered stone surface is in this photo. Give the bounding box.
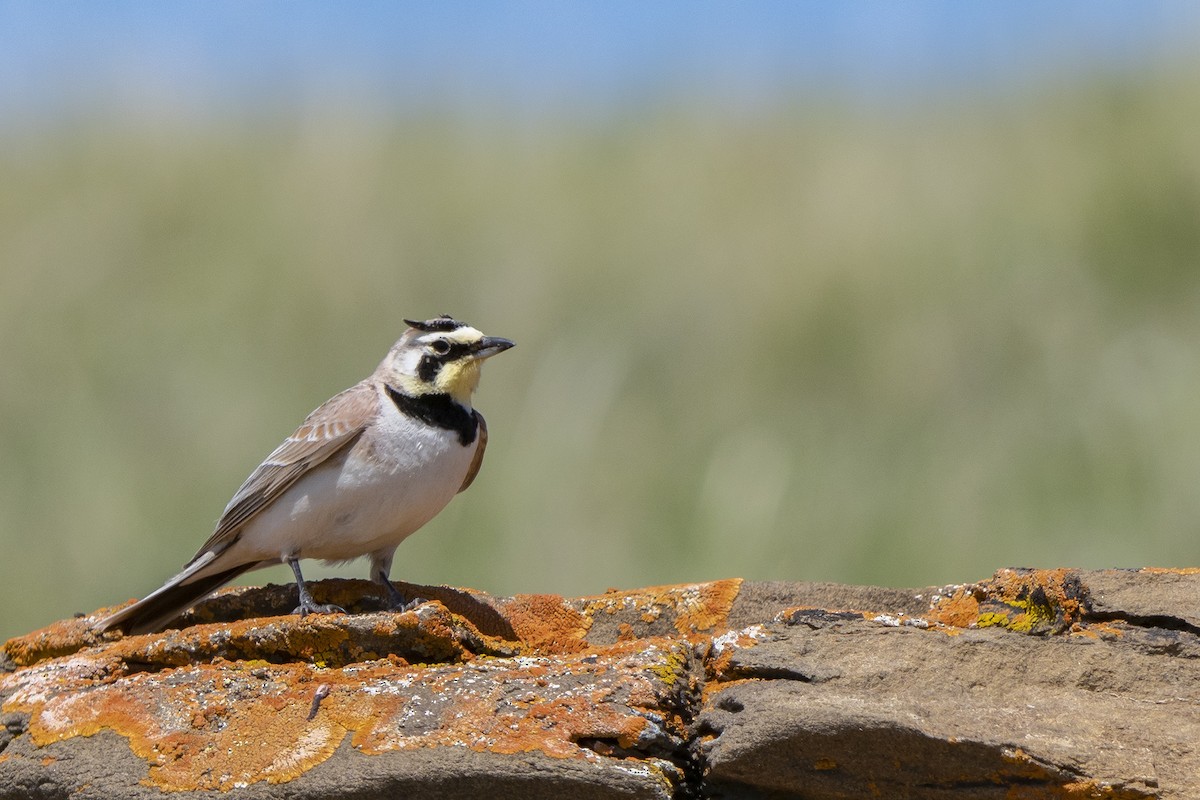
[0,730,678,800]
[3,568,1199,798]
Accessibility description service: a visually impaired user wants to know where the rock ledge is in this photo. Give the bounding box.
[3,568,1199,799]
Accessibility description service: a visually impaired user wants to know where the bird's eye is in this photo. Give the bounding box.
[430,339,451,355]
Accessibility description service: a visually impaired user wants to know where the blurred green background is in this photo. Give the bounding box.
[4,5,1200,642]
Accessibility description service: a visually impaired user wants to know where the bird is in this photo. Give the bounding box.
[97,315,514,635]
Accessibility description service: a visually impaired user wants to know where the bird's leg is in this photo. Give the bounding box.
[287,556,346,617]
[369,550,426,612]
[379,572,425,612]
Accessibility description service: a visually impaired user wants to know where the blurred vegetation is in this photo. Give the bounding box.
[3,62,1200,642]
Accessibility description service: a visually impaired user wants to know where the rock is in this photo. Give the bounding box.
[2,569,1199,798]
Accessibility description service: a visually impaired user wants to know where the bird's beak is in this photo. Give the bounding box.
[471,336,515,360]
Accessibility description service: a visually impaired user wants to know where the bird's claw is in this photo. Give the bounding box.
[390,596,427,613]
[292,602,347,618]
[381,578,426,612]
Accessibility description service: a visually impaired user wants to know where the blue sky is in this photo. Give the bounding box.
[2,2,1199,121]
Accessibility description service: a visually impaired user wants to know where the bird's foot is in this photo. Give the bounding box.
[287,557,346,619]
[390,596,427,613]
[381,577,427,612]
[292,601,347,618]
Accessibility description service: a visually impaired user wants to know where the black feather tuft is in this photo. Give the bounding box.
[404,315,463,333]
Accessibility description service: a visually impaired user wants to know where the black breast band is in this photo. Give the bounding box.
[385,385,477,446]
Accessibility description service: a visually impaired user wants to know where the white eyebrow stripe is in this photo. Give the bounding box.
[422,326,484,345]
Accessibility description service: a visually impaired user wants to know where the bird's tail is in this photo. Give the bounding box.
[96,561,257,636]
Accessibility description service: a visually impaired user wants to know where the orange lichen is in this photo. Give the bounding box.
[494,594,593,653]
[13,661,350,789]
[925,569,1091,634]
[578,579,743,640]
[991,568,1088,623]
[2,616,692,793]
[926,587,982,628]
[3,613,108,667]
[670,579,742,634]
[1056,780,1152,799]
[4,599,499,674]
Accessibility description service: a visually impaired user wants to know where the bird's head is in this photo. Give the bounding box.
[380,315,515,405]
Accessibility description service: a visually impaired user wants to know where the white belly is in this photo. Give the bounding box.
[227,410,475,564]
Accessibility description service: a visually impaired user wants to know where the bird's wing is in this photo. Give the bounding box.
[192,380,380,558]
[458,410,487,493]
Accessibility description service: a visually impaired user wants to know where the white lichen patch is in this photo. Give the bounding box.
[259,726,342,782]
[871,614,930,629]
[0,654,111,707]
[709,624,768,658]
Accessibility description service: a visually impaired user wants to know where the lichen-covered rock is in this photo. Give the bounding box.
[0,579,727,799]
[3,570,1200,798]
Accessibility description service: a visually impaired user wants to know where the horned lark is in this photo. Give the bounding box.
[97,316,514,635]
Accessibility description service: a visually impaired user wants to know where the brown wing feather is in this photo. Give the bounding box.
[458,410,487,493]
[192,380,380,557]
